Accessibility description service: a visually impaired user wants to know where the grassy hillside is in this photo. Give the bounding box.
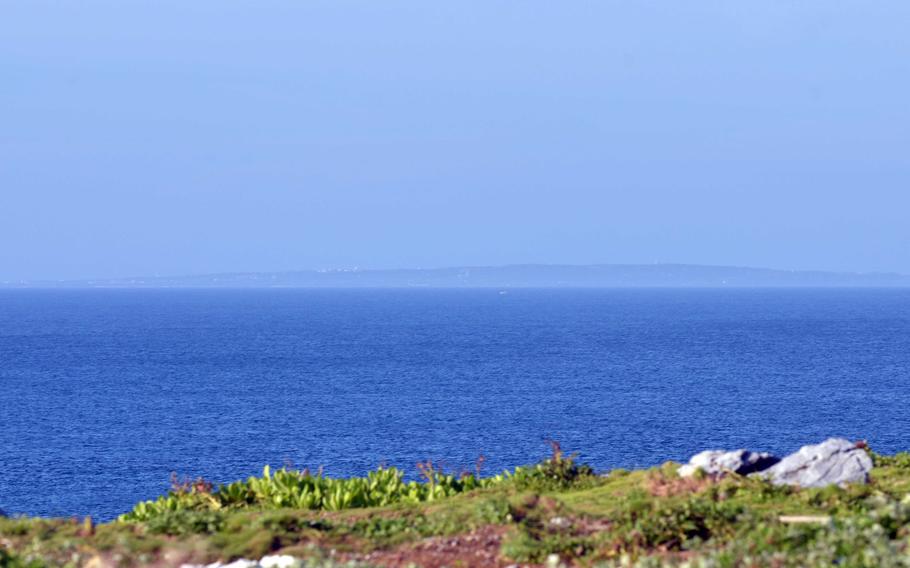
[2,447,910,567]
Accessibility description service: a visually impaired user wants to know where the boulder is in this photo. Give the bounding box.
[179,556,300,568]
[756,438,872,488]
[678,449,780,477]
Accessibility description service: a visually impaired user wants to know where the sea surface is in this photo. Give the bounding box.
[1,288,909,520]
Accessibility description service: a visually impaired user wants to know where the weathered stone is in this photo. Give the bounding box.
[179,556,302,568]
[678,449,780,477]
[756,438,872,488]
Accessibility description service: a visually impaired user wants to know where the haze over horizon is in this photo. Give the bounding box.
[7,262,910,289]
[3,1,909,281]
[5,261,909,285]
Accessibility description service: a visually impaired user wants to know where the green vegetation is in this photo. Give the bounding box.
[121,444,593,523]
[121,464,494,521]
[3,446,910,567]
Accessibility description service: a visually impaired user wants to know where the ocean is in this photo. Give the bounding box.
[1,288,909,520]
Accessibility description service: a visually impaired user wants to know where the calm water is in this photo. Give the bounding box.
[1,288,909,520]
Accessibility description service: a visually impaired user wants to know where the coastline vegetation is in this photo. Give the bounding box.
[2,446,910,567]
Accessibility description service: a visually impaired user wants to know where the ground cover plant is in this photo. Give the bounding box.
[120,442,593,523]
[2,446,910,567]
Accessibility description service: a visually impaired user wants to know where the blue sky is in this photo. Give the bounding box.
[2,1,909,280]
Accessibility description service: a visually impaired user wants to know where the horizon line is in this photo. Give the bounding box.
[3,262,909,288]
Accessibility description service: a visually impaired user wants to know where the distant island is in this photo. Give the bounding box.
[5,264,910,288]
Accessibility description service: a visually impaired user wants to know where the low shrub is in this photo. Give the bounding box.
[0,548,45,568]
[120,447,599,523]
[870,450,910,470]
[121,465,495,522]
[509,442,597,491]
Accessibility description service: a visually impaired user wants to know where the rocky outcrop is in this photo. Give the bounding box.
[678,449,780,477]
[678,438,873,488]
[181,555,300,568]
[758,438,873,488]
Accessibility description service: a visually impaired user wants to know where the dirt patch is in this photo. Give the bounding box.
[570,515,612,536]
[348,525,511,568]
[645,473,715,497]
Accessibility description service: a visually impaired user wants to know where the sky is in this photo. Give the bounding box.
[2,1,909,281]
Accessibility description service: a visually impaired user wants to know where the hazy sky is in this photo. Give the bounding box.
[2,1,909,280]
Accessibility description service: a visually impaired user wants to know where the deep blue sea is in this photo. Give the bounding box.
[2,288,909,520]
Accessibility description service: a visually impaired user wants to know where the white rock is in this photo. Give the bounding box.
[546,553,563,568]
[678,449,779,477]
[259,555,300,568]
[181,560,261,568]
[756,438,872,488]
